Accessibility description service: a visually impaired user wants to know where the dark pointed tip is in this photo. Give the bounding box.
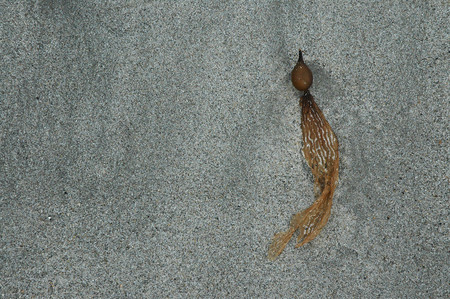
[297,49,304,63]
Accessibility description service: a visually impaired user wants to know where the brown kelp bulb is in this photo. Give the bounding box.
[291,49,313,91]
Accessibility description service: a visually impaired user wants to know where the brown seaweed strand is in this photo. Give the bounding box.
[268,91,339,260]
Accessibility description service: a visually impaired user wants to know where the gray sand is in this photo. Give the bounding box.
[1,1,448,298]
